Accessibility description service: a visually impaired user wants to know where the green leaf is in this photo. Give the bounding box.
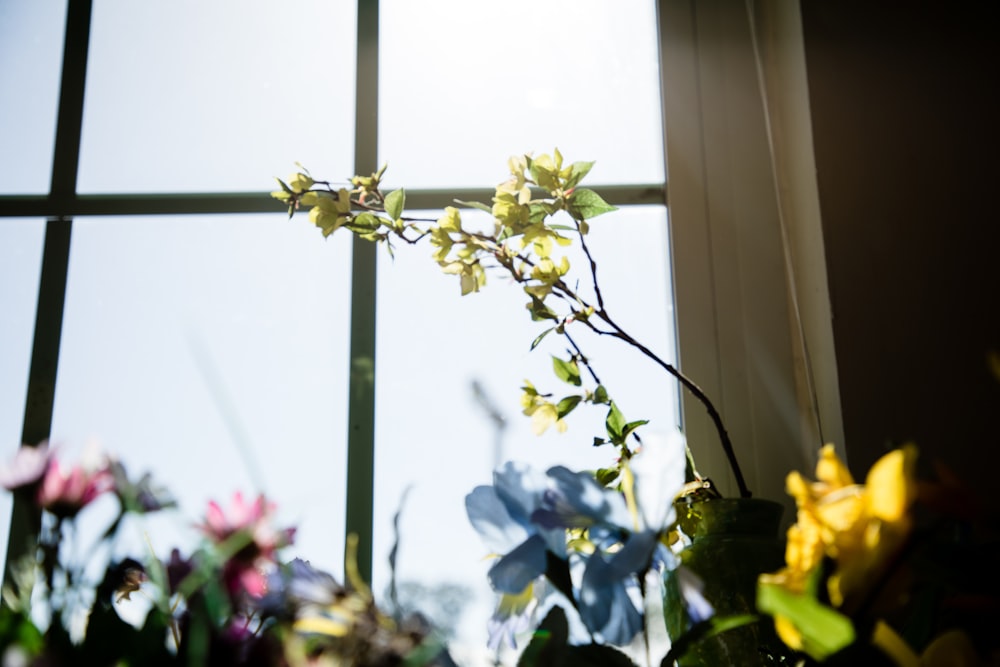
[531,327,556,350]
[526,295,559,321]
[567,188,617,221]
[594,385,610,404]
[384,188,405,220]
[620,419,649,442]
[556,395,583,419]
[518,605,569,667]
[606,401,626,441]
[348,212,381,230]
[569,644,639,667]
[595,466,620,486]
[552,356,582,386]
[757,581,855,660]
[453,198,493,213]
[564,160,595,191]
[528,203,550,224]
[662,615,761,666]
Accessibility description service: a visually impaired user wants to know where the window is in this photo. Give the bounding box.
[1,0,685,656]
[1,0,834,657]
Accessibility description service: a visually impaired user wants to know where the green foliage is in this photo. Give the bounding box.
[0,605,44,658]
[518,606,638,667]
[756,579,856,660]
[604,401,649,447]
[274,149,710,497]
[660,614,762,666]
[551,356,582,386]
[384,188,405,221]
[567,188,617,222]
[555,395,583,419]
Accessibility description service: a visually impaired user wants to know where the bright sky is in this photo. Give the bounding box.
[0,0,674,661]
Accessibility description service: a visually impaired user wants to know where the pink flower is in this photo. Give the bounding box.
[0,442,53,491]
[37,457,114,519]
[0,442,113,519]
[198,492,296,598]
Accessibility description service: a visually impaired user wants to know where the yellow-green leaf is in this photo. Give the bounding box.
[567,188,617,221]
[552,356,582,386]
[385,188,405,220]
[756,581,855,660]
[564,161,594,191]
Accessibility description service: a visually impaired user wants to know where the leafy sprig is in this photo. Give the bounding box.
[273,150,750,497]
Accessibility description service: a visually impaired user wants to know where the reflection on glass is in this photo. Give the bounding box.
[0,219,46,562]
[78,0,356,193]
[0,2,67,193]
[372,206,677,657]
[49,215,352,574]
[380,0,664,188]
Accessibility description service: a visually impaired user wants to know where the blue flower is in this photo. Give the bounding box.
[465,462,565,595]
[533,431,691,644]
[466,433,708,648]
[530,466,632,531]
[486,581,542,651]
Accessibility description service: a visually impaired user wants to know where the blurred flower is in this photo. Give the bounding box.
[466,462,566,596]
[487,581,541,651]
[198,492,296,598]
[166,548,195,596]
[37,454,113,519]
[258,558,344,621]
[0,442,51,491]
[109,459,176,513]
[760,444,918,653]
[538,432,689,644]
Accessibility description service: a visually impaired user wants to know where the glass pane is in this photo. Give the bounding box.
[0,2,67,193]
[371,206,677,657]
[49,214,352,574]
[0,219,46,562]
[78,0,356,193]
[380,0,664,188]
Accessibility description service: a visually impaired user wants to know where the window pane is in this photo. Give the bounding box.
[371,206,677,655]
[49,215,352,572]
[0,2,67,193]
[380,0,664,188]
[78,0,356,193]
[0,219,46,562]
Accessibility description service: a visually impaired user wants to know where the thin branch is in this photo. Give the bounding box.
[562,330,602,385]
[574,219,606,311]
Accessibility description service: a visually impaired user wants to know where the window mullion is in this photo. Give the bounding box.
[4,0,93,585]
[345,0,379,585]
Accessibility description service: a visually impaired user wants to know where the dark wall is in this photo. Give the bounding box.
[800,3,1000,503]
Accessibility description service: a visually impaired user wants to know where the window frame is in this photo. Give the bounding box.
[0,0,842,584]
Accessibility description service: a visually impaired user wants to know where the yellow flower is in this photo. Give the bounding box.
[519,381,567,435]
[761,444,918,651]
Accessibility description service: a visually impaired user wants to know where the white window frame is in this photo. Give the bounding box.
[659,0,843,504]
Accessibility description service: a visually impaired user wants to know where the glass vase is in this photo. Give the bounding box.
[664,497,787,666]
